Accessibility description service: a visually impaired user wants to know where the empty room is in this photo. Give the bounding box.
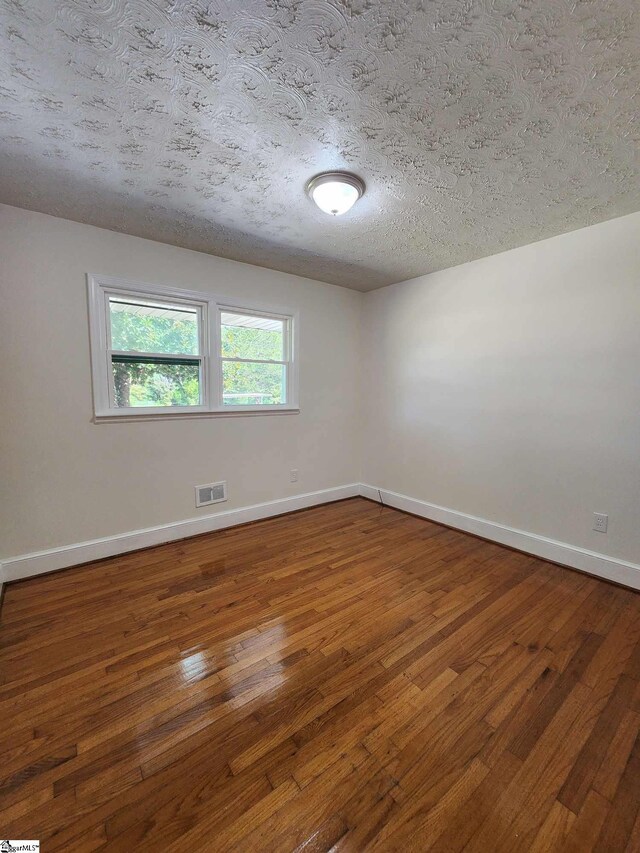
[1,0,639,850]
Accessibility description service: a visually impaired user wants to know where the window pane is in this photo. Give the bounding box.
[220,312,284,361]
[222,361,286,406]
[110,298,199,355]
[112,359,201,407]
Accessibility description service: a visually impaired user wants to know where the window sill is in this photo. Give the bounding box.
[93,407,300,423]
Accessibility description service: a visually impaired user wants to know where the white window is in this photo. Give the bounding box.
[88,275,298,420]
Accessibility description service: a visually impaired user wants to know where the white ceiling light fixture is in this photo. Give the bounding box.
[306,171,365,216]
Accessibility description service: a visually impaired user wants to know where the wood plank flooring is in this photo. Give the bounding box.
[1,497,639,851]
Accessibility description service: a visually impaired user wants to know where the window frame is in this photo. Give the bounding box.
[218,306,293,412]
[88,274,299,421]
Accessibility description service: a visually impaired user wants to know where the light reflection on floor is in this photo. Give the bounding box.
[179,649,209,682]
[177,622,289,701]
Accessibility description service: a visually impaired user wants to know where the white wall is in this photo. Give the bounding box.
[0,204,362,561]
[361,212,640,566]
[2,203,638,578]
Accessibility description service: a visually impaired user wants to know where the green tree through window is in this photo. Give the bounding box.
[109,307,287,407]
[110,304,200,407]
[221,321,285,405]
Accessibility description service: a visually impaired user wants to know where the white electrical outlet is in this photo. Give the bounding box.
[290,469,299,483]
[593,513,608,533]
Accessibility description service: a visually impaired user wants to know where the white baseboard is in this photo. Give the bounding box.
[360,483,640,590]
[0,484,360,584]
[1,483,638,591]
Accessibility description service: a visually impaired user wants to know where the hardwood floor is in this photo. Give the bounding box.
[1,497,639,851]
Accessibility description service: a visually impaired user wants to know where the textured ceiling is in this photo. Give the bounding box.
[0,0,638,291]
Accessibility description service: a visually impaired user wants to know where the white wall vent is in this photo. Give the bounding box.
[195,481,227,507]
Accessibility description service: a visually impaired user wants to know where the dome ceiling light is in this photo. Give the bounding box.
[306,171,365,216]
